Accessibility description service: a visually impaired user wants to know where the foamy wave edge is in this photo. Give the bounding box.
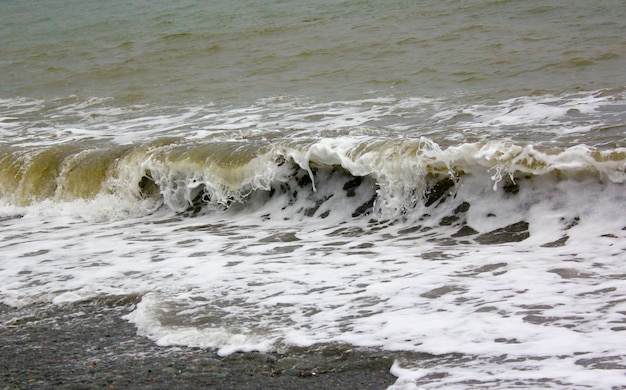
[2,138,625,220]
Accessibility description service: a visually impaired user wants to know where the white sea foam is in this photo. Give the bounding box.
[2,164,625,388]
[1,89,624,148]
[1,89,626,388]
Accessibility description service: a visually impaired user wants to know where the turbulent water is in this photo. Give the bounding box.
[1,1,626,388]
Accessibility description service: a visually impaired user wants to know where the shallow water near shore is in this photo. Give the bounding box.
[2,167,626,388]
[0,299,397,389]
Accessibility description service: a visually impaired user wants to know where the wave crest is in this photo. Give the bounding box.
[1,137,625,220]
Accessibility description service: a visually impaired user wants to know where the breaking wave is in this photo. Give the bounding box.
[1,136,625,220]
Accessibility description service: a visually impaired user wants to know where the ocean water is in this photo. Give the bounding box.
[1,1,626,388]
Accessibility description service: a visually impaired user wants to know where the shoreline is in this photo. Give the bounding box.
[0,298,397,389]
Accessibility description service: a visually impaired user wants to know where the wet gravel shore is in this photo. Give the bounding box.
[0,297,397,389]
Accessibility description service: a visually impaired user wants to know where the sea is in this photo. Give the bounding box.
[1,1,626,388]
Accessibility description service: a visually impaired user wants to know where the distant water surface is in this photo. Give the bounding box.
[2,0,625,104]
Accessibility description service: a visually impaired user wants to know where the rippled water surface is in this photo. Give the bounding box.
[2,0,625,103]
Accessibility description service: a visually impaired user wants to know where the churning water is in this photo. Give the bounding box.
[1,1,626,388]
